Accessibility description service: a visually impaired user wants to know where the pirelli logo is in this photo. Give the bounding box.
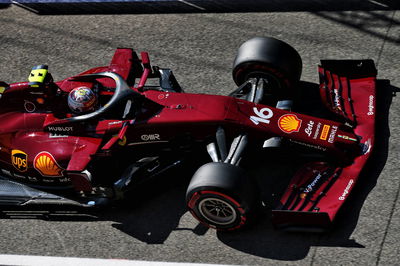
[320,125,331,140]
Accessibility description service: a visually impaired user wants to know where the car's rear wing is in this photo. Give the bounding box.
[272,60,377,231]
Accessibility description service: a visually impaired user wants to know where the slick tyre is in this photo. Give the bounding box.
[186,162,256,231]
[232,37,302,99]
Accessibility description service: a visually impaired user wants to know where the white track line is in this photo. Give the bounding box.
[177,0,206,11]
[0,255,233,266]
[367,0,389,8]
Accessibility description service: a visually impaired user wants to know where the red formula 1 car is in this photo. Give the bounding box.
[0,37,377,232]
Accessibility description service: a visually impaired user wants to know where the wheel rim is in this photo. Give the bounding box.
[198,197,237,225]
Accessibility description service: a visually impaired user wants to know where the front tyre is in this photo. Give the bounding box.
[232,37,302,100]
[186,162,257,231]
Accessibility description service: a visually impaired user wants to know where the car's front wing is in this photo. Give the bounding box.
[272,60,377,231]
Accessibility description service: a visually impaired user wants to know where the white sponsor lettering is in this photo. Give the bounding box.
[313,122,322,139]
[328,125,338,143]
[49,133,68,138]
[339,179,354,200]
[250,107,274,125]
[48,126,73,132]
[108,121,123,126]
[304,173,322,193]
[141,134,160,141]
[367,95,374,115]
[59,177,71,183]
[305,120,315,137]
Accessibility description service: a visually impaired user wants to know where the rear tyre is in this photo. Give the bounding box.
[232,37,302,100]
[186,162,257,231]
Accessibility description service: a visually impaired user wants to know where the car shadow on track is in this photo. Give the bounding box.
[0,81,396,260]
[107,186,189,244]
[216,80,398,260]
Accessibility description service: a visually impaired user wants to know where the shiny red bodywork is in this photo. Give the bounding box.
[0,49,376,230]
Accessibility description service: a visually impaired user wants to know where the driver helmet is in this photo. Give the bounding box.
[68,86,97,113]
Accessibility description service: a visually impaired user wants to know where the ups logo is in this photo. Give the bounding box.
[12,150,28,172]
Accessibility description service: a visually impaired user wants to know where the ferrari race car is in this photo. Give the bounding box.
[0,37,377,232]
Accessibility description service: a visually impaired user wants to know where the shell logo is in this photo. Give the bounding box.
[34,152,64,177]
[278,114,302,133]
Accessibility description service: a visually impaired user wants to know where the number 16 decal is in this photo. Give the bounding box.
[250,107,274,125]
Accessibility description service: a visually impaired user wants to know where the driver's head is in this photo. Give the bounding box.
[68,86,97,113]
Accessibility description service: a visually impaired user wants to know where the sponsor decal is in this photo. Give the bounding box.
[250,107,274,125]
[141,134,160,141]
[49,133,68,138]
[367,95,374,115]
[328,125,338,143]
[313,122,322,139]
[59,177,71,183]
[108,121,123,126]
[339,179,354,200]
[11,150,28,172]
[338,135,358,142]
[289,139,327,151]
[300,173,322,199]
[305,120,315,137]
[24,100,36,113]
[278,114,302,133]
[118,136,127,146]
[47,126,73,132]
[320,125,330,140]
[34,152,64,177]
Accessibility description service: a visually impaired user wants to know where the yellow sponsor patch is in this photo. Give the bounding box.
[11,150,28,172]
[320,125,331,140]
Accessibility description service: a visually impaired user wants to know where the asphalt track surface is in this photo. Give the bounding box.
[0,4,399,266]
